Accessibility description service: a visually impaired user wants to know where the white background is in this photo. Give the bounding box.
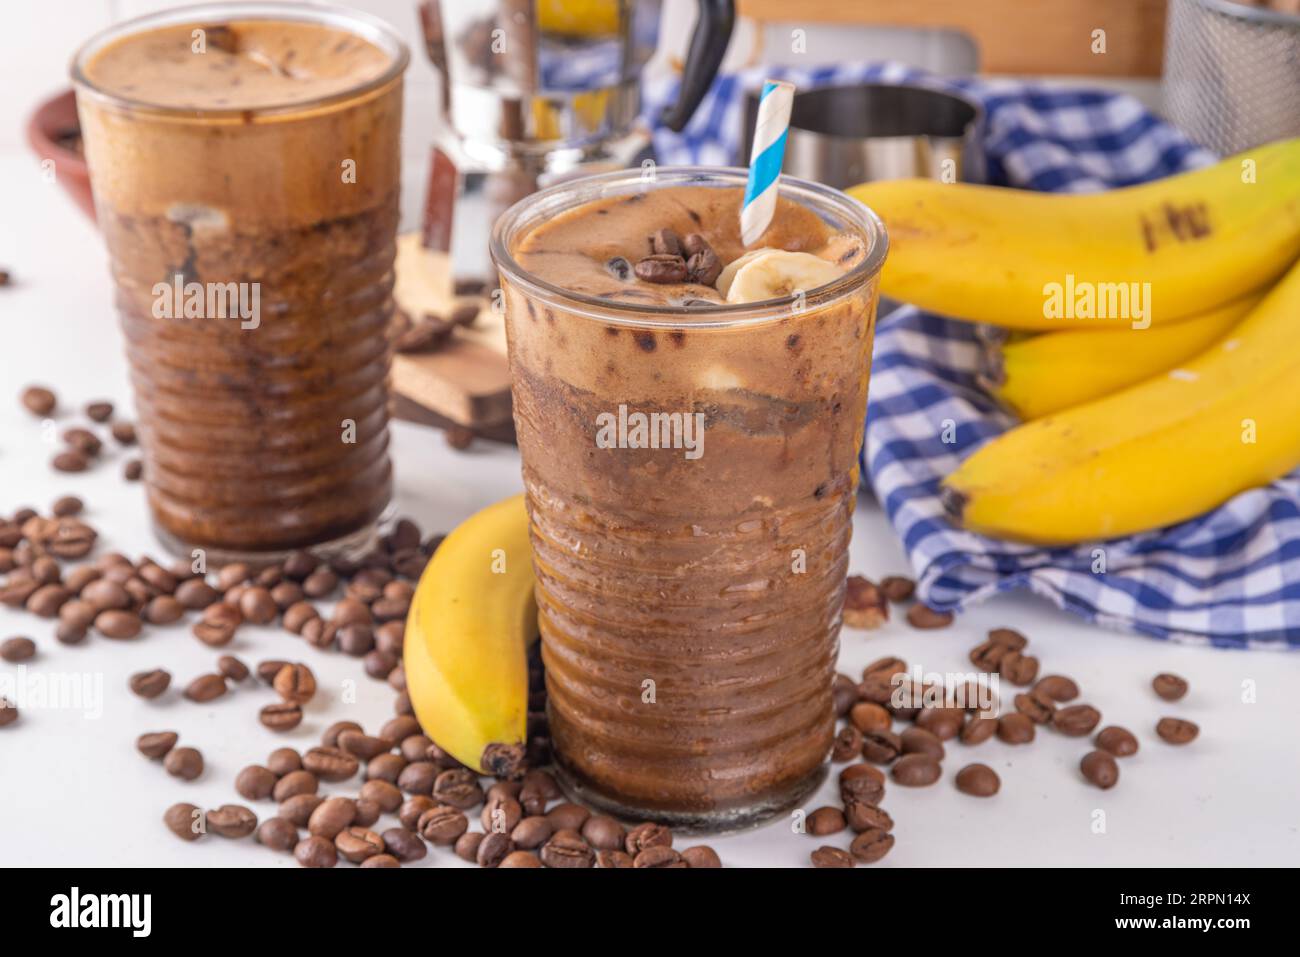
[2,1,1295,868]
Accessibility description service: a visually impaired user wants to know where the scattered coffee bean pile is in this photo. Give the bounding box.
[17,387,141,479]
[843,574,954,631]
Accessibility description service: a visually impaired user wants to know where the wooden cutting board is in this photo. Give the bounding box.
[389,233,515,433]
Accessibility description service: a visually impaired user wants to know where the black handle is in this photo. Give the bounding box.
[659,0,734,133]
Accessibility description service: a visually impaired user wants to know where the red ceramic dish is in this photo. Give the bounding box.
[27,88,96,222]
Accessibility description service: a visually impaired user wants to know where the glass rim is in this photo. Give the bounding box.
[489,166,889,330]
[69,1,410,119]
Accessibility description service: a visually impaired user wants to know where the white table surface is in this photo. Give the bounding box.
[2,151,1297,868]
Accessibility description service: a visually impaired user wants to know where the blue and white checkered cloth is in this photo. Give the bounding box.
[645,64,1300,649]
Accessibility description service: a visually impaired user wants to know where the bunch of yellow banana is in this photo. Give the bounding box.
[403,495,537,775]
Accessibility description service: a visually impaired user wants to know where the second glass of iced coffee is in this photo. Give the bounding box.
[492,168,886,829]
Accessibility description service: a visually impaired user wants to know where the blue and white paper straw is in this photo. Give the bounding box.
[740,79,796,247]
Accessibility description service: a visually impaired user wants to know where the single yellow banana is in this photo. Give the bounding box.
[986,290,1265,420]
[942,254,1300,544]
[848,138,1300,330]
[404,494,538,775]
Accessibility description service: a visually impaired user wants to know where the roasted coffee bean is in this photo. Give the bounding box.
[363,650,398,680]
[21,385,56,417]
[969,640,1008,672]
[164,803,203,842]
[1153,673,1189,701]
[136,730,178,759]
[333,597,372,627]
[269,581,303,610]
[207,804,257,838]
[960,713,998,745]
[1015,691,1056,724]
[26,584,71,617]
[369,753,408,784]
[111,421,136,445]
[279,795,325,828]
[1,636,36,662]
[650,227,684,257]
[193,603,240,646]
[62,428,102,456]
[476,831,514,868]
[238,587,277,625]
[175,578,220,610]
[335,826,384,863]
[685,247,721,286]
[831,725,864,761]
[85,400,113,422]
[453,830,485,863]
[164,746,204,781]
[282,601,319,634]
[1034,675,1079,702]
[362,853,401,868]
[397,761,437,795]
[1156,717,1199,744]
[849,828,895,864]
[272,769,318,802]
[257,817,299,852]
[235,765,278,801]
[891,753,941,787]
[580,815,625,851]
[541,829,595,868]
[811,846,855,868]
[861,729,903,764]
[142,594,183,625]
[832,674,859,717]
[879,575,916,602]
[900,726,946,759]
[634,845,684,868]
[337,730,392,762]
[337,623,375,657]
[634,253,688,284]
[303,746,359,782]
[848,701,891,734]
[843,797,892,834]
[397,734,431,765]
[840,769,886,807]
[357,798,384,830]
[1095,725,1139,757]
[595,849,635,868]
[807,806,847,836]
[492,850,536,868]
[955,763,1000,797]
[322,719,364,747]
[374,826,423,862]
[308,796,356,839]
[433,767,483,808]
[183,673,226,703]
[212,655,247,683]
[129,669,170,699]
[481,794,523,835]
[988,627,1028,650]
[545,802,590,833]
[625,822,673,855]
[679,845,722,868]
[999,651,1039,686]
[1052,704,1102,737]
[294,835,337,868]
[842,576,888,628]
[216,563,251,590]
[94,609,142,639]
[125,458,143,480]
[260,702,303,731]
[997,712,1036,745]
[906,603,953,629]
[273,663,316,704]
[282,551,318,581]
[266,747,302,776]
[916,707,964,740]
[1081,750,1119,789]
[510,815,553,849]
[302,568,338,598]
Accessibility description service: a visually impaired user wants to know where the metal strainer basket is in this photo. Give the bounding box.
[1163,0,1300,155]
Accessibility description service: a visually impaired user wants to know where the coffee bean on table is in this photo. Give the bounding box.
[260,702,303,731]
[1052,704,1102,737]
[143,595,184,625]
[21,385,57,417]
[916,707,964,740]
[164,746,204,781]
[832,725,864,761]
[257,817,299,852]
[193,603,240,646]
[595,849,634,868]
[481,794,524,835]
[84,400,113,422]
[879,575,915,602]
[960,713,998,745]
[1156,717,1199,744]
[476,831,515,868]
[207,804,257,838]
[1034,675,1079,702]
[216,655,249,682]
[988,627,1028,650]
[303,746,360,782]
[273,769,318,802]
[323,719,364,747]
[294,835,337,868]
[164,803,204,842]
[906,603,954,629]
[235,765,278,801]
[111,421,136,445]
[845,799,893,833]
[580,815,625,851]
[175,578,220,610]
[1,636,36,661]
[336,826,385,863]
[337,730,392,761]
[1015,691,1056,724]
[266,747,302,776]
[861,729,903,764]
[849,701,891,733]
[95,609,142,639]
[136,730,178,759]
[901,726,946,760]
[1081,750,1120,789]
[807,806,847,835]
[626,822,673,855]
[546,802,590,832]
[1153,673,1189,701]
[183,673,227,703]
[969,640,1007,672]
[454,831,485,863]
[540,829,595,868]
[849,828,895,863]
[955,763,1000,797]
[891,753,942,787]
[273,663,316,704]
[511,816,553,849]
[811,846,855,868]
[382,827,427,862]
[634,845,683,868]
[279,795,325,828]
[999,651,1040,685]
[997,712,1035,744]
[308,796,357,839]
[432,767,482,808]
[1095,725,1139,757]
[839,764,885,806]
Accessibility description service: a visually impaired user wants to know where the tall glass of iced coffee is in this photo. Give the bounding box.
[72,3,408,560]
[492,168,886,828]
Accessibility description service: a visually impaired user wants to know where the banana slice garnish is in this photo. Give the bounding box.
[720,249,844,304]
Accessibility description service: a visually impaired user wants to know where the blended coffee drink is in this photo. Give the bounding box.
[492,169,886,827]
[72,3,407,559]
